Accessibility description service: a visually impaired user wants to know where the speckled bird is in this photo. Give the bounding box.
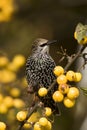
[26,38,59,114]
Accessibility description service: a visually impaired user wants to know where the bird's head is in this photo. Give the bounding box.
[31,38,57,54]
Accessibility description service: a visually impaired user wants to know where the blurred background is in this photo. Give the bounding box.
[0,0,87,130]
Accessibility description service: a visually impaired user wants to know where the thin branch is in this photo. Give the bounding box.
[64,45,86,71]
[48,45,87,92]
[47,79,56,92]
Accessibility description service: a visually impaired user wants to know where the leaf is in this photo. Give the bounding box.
[80,87,87,96]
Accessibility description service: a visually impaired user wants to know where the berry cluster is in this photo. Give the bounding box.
[34,117,52,130]
[16,107,52,130]
[38,66,82,108]
[0,94,25,114]
[53,66,81,108]
[0,54,25,83]
[0,54,27,130]
[16,65,82,130]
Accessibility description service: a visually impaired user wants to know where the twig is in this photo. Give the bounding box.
[64,45,86,71]
[47,79,56,92]
[48,45,87,92]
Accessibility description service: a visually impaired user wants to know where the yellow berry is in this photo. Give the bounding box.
[39,117,48,126]
[34,122,42,130]
[0,122,6,130]
[16,111,27,121]
[7,62,19,72]
[0,56,9,67]
[13,99,25,108]
[45,121,52,130]
[67,87,79,99]
[38,87,47,97]
[0,103,8,114]
[10,88,21,97]
[3,96,13,108]
[74,72,82,82]
[23,123,32,129]
[12,55,26,68]
[44,107,52,116]
[52,91,64,102]
[53,66,64,76]
[57,74,67,84]
[66,70,75,81]
[0,69,16,83]
[58,84,69,94]
[63,97,75,108]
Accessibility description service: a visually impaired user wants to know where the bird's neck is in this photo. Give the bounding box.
[31,51,49,59]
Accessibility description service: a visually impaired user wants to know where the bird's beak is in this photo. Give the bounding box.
[47,40,57,45]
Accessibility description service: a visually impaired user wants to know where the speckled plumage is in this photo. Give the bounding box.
[26,52,56,88]
[26,38,59,114]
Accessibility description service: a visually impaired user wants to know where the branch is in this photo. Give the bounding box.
[48,45,87,92]
[64,45,87,71]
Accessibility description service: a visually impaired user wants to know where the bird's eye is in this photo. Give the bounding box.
[40,43,47,47]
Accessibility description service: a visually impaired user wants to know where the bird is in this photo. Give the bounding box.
[26,38,59,114]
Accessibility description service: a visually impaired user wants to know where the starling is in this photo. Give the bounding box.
[26,38,59,114]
